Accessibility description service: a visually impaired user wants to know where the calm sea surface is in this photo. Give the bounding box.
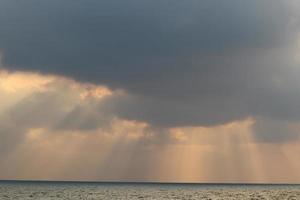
[0,181,299,200]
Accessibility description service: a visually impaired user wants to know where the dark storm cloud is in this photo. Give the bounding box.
[0,0,294,81]
[1,0,300,141]
[252,117,300,143]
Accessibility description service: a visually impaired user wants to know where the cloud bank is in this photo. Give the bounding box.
[0,0,300,182]
[1,1,300,131]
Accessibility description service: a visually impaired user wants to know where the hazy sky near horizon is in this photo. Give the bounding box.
[0,0,300,183]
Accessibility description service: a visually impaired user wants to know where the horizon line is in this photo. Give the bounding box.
[0,179,299,185]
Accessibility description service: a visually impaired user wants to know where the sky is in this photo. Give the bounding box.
[0,0,300,183]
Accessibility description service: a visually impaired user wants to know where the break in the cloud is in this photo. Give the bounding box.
[0,0,300,182]
[0,71,299,182]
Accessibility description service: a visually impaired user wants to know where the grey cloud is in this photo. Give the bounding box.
[55,103,114,131]
[252,117,300,143]
[1,0,300,143]
[0,0,295,81]
[103,91,250,127]
[102,49,300,128]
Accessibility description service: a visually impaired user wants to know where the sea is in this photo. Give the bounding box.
[0,181,299,200]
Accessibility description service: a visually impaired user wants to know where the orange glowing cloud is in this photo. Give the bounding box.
[0,70,299,183]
